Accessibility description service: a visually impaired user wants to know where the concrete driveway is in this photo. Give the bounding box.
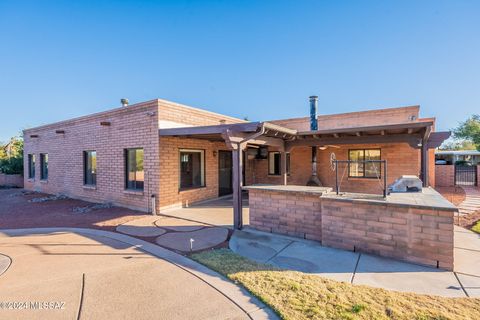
[0,228,274,320]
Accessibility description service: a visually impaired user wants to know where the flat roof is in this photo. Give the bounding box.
[436,150,480,155]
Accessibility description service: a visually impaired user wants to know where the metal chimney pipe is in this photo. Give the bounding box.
[306,95,322,186]
[121,98,129,107]
[309,96,318,131]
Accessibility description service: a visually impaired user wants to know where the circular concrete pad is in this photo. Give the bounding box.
[156,227,229,252]
[154,216,206,232]
[116,216,167,237]
[0,254,11,276]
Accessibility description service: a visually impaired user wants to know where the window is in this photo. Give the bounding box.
[268,152,290,176]
[348,149,381,178]
[125,148,144,190]
[84,151,97,186]
[180,149,205,189]
[28,154,35,179]
[40,153,48,180]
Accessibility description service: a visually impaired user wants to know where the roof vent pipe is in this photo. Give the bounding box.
[309,95,318,131]
[121,98,129,107]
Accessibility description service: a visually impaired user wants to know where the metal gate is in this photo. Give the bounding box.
[455,165,478,186]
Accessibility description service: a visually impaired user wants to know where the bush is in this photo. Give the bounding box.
[0,136,24,175]
[0,156,23,175]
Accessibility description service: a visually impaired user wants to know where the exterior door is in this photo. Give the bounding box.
[218,151,233,196]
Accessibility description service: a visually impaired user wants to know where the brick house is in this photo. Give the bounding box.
[23,97,448,214]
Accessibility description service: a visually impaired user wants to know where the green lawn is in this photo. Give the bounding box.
[191,248,480,320]
[472,221,480,234]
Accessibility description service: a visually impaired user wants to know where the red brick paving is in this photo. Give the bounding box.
[435,186,466,206]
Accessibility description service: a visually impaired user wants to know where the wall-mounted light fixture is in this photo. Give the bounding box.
[213,150,217,157]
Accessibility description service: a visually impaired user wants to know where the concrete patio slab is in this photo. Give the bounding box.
[162,194,249,228]
[229,227,480,297]
[229,229,293,263]
[353,254,465,297]
[156,227,229,252]
[0,253,11,276]
[116,216,167,237]
[455,225,480,251]
[454,226,480,278]
[456,273,480,297]
[271,241,359,282]
[0,228,276,320]
[154,216,206,232]
[81,259,243,320]
[455,247,480,276]
[0,271,83,320]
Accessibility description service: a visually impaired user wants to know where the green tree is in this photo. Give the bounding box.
[0,136,24,175]
[439,139,476,151]
[453,115,480,151]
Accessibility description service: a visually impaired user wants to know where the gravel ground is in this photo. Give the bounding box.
[0,189,147,232]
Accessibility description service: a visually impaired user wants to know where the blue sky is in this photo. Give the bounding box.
[1,0,479,142]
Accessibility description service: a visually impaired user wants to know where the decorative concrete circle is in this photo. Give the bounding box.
[154,217,206,232]
[0,254,12,276]
[155,227,229,253]
[116,216,167,237]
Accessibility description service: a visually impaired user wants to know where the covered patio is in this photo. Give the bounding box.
[159,119,449,230]
[161,194,250,229]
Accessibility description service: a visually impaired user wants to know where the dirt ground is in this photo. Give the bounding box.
[0,188,147,231]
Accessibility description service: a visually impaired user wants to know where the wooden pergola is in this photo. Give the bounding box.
[160,120,450,229]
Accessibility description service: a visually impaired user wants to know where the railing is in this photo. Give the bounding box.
[333,160,388,198]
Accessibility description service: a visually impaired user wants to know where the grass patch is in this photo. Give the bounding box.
[191,248,480,320]
[472,221,480,234]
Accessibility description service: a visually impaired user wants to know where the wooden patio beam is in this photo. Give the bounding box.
[285,133,423,150]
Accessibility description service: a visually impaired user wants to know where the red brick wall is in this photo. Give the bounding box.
[248,189,455,270]
[158,99,244,126]
[321,198,454,270]
[158,137,228,210]
[22,99,246,212]
[270,106,420,131]
[23,100,161,212]
[0,174,23,187]
[251,143,422,194]
[435,165,455,187]
[249,189,322,241]
[429,148,436,187]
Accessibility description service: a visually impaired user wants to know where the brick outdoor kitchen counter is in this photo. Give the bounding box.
[244,184,458,270]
